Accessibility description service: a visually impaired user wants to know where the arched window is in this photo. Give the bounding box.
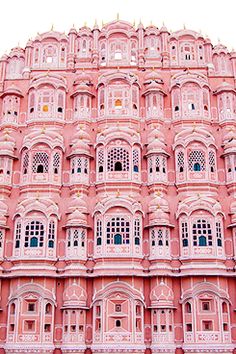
[100,42,106,65]
[10,303,16,315]
[25,221,44,248]
[209,151,216,173]
[53,152,60,174]
[22,151,29,175]
[180,42,196,64]
[181,222,189,247]
[109,41,127,62]
[2,95,20,122]
[15,222,21,249]
[96,219,102,246]
[48,221,55,248]
[192,219,212,247]
[42,45,58,66]
[134,219,141,245]
[29,92,35,114]
[97,149,104,174]
[222,302,227,313]
[188,150,206,171]
[151,228,169,251]
[107,147,129,172]
[177,151,184,173]
[106,217,130,245]
[216,221,222,247]
[185,302,192,313]
[32,152,49,173]
[45,303,52,314]
[133,149,139,173]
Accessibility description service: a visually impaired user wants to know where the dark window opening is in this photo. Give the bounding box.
[199,235,207,246]
[114,234,122,245]
[183,239,188,247]
[135,237,140,245]
[116,320,121,327]
[180,166,184,173]
[114,161,122,171]
[48,240,54,248]
[134,165,139,172]
[36,164,44,173]
[57,107,63,113]
[97,237,102,246]
[193,162,201,171]
[174,105,179,112]
[30,107,34,113]
[99,165,103,173]
[185,302,192,313]
[186,323,192,332]
[30,237,38,247]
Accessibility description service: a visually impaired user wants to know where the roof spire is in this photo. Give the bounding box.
[116,12,120,21]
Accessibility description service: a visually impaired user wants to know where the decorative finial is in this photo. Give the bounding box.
[77,191,81,198]
[116,189,120,198]
[183,23,186,29]
[84,21,87,27]
[156,204,160,209]
[41,125,46,134]
[218,38,221,44]
[36,191,40,201]
[51,24,54,31]
[94,19,98,27]
[116,12,120,21]
[133,19,136,27]
[155,190,161,196]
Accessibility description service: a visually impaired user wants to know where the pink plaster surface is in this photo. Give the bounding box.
[0,18,235,354]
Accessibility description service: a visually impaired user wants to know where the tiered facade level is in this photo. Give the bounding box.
[0,18,236,354]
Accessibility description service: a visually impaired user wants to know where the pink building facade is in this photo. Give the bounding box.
[0,18,236,354]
